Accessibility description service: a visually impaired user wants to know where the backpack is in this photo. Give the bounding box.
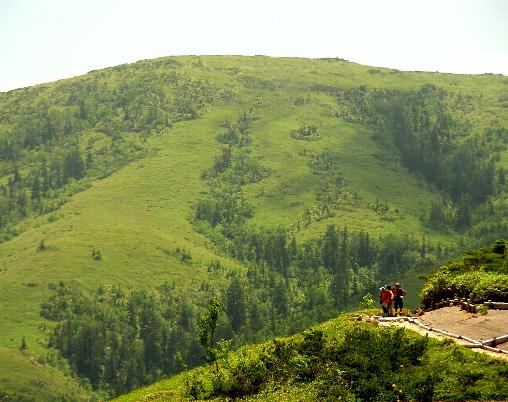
[381,289,392,303]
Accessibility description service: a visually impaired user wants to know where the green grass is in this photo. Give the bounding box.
[0,55,507,399]
[0,347,88,401]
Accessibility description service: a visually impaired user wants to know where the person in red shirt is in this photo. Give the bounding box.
[380,285,393,317]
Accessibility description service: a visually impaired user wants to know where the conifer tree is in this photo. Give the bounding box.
[226,275,246,332]
[198,298,224,371]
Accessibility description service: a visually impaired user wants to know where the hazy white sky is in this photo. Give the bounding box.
[1,0,507,91]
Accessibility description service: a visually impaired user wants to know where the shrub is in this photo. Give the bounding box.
[37,239,46,251]
[186,325,429,401]
[421,240,508,307]
[290,124,320,141]
[91,248,102,260]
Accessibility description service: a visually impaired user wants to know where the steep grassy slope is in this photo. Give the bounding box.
[113,311,508,402]
[0,56,507,399]
[0,347,87,401]
[0,110,245,400]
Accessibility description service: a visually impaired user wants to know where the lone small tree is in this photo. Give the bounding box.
[198,297,225,372]
[361,293,374,309]
[19,336,27,350]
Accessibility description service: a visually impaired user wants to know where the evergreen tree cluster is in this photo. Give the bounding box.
[41,226,454,398]
[0,148,85,229]
[229,226,452,314]
[336,84,507,230]
[195,109,268,236]
[0,64,221,236]
[41,282,207,396]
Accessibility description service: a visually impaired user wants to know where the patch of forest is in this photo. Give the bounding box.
[332,84,507,238]
[40,220,456,397]
[34,109,459,398]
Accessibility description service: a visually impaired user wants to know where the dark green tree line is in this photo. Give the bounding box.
[336,84,506,230]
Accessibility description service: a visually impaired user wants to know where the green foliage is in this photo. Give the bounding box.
[421,239,508,307]
[493,239,507,254]
[175,246,192,263]
[195,110,270,237]
[194,183,254,237]
[0,64,221,236]
[360,293,374,309]
[198,298,225,367]
[19,336,27,350]
[116,313,508,402]
[477,304,489,315]
[184,325,434,401]
[337,84,506,232]
[368,199,402,222]
[37,239,46,251]
[41,283,207,397]
[290,124,320,141]
[91,248,101,260]
[40,224,444,398]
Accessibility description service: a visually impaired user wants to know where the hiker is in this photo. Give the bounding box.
[386,284,394,316]
[392,282,407,315]
[379,286,387,316]
[380,285,392,317]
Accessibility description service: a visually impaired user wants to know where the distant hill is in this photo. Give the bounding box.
[0,56,507,400]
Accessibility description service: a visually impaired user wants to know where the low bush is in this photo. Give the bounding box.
[186,325,432,401]
[421,240,508,307]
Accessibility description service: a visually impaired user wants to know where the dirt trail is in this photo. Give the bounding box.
[419,306,508,344]
[371,307,508,361]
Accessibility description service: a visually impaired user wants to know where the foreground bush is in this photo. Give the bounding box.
[116,313,508,401]
[421,239,508,307]
[186,325,434,401]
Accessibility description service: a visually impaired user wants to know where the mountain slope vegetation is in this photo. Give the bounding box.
[0,56,507,400]
[113,311,508,402]
[421,239,508,307]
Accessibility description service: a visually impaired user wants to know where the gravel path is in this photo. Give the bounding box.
[418,306,508,341]
[372,307,508,361]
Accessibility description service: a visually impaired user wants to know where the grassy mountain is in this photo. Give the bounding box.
[0,56,507,400]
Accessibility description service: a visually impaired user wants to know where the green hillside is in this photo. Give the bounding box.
[0,56,507,400]
[113,312,508,402]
